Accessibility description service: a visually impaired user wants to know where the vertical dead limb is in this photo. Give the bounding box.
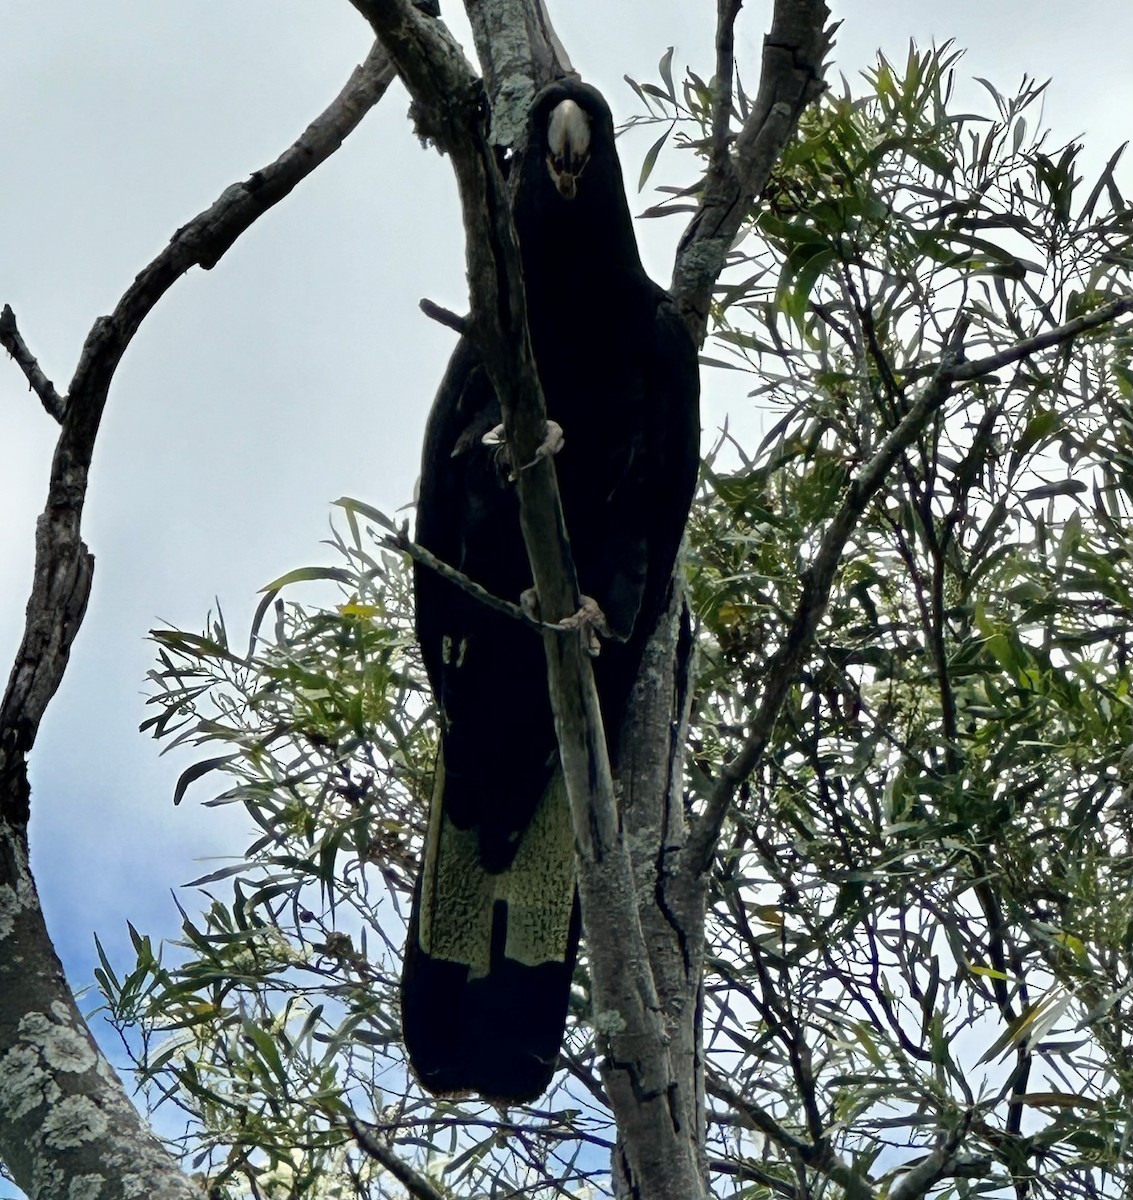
[465,0,575,142]
[671,0,833,343]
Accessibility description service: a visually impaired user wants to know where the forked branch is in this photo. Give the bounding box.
[0,42,395,1200]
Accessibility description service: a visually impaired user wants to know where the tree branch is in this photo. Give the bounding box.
[671,0,833,343]
[374,512,614,638]
[0,43,395,1200]
[418,296,469,335]
[0,305,65,422]
[340,10,594,652]
[0,39,395,800]
[948,294,1133,381]
[710,0,743,170]
[888,1124,991,1200]
[349,1119,450,1200]
[464,0,575,144]
[686,294,1133,874]
[706,1071,813,1158]
[710,1069,879,1198]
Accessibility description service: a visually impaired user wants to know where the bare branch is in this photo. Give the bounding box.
[349,1119,450,1200]
[385,524,534,622]
[380,518,604,638]
[0,304,65,421]
[0,39,395,791]
[347,9,571,597]
[710,0,743,169]
[672,0,832,343]
[0,43,396,1200]
[344,1,614,857]
[418,296,469,334]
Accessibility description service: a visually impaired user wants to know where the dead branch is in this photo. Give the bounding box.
[0,41,394,1200]
[672,0,833,343]
[0,305,65,421]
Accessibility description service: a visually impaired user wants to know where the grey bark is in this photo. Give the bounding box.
[465,0,575,143]
[670,0,833,343]
[0,42,395,1199]
[607,583,706,1197]
[0,824,202,1200]
[345,3,831,1198]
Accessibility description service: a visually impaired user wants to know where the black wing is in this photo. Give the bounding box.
[573,283,700,748]
[404,338,579,1102]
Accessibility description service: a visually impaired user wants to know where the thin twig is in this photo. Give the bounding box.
[418,297,469,335]
[687,294,1133,873]
[0,304,65,422]
[382,523,582,635]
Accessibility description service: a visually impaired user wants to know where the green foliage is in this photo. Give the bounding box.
[100,44,1133,1200]
[111,521,431,1197]
[682,40,1133,1200]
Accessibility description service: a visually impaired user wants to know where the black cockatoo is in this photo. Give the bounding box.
[402,77,700,1103]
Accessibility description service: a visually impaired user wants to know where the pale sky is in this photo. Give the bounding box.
[0,4,1130,1185]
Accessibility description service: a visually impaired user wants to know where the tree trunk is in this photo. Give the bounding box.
[0,811,202,1200]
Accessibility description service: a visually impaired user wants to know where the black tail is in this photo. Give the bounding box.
[401,764,580,1103]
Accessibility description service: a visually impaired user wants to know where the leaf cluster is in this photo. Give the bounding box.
[686,40,1133,1200]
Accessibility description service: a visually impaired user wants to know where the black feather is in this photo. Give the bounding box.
[403,78,699,1102]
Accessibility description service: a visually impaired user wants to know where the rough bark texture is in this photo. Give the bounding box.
[671,0,833,343]
[465,0,575,143]
[607,583,705,1197]
[0,42,394,1199]
[0,825,201,1200]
